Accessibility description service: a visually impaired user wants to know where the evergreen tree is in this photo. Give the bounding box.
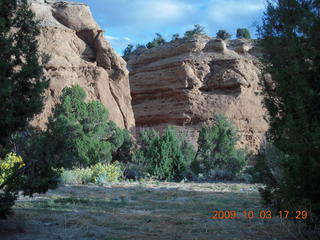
[216,30,232,40]
[184,24,205,37]
[0,0,49,148]
[258,0,320,226]
[46,85,132,168]
[146,33,166,49]
[0,0,55,219]
[236,28,251,39]
[196,115,247,178]
[136,126,195,181]
[122,44,133,61]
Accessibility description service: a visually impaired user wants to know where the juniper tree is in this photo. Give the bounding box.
[236,28,251,39]
[258,0,320,226]
[0,0,49,149]
[216,30,232,40]
[0,0,53,219]
[184,24,205,37]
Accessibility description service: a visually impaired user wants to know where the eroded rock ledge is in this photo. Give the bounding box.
[128,36,268,152]
[29,0,135,130]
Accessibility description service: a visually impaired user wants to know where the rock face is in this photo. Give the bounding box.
[128,35,268,152]
[29,0,135,130]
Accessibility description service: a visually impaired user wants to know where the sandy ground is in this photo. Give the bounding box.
[0,181,318,240]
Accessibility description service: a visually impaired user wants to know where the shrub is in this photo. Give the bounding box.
[91,162,123,183]
[216,30,232,40]
[184,24,205,37]
[146,33,166,49]
[236,28,251,39]
[0,153,25,185]
[136,126,195,181]
[60,168,93,185]
[196,114,247,178]
[60,162,122,185]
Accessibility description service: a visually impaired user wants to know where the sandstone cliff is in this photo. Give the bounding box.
[128,36,268,152]
[29,0,135,130]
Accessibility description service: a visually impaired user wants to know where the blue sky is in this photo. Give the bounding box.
[77,0,266,55]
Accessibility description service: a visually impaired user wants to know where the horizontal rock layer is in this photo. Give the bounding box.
[128,36,268,152]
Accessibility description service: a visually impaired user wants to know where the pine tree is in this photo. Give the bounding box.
[0,0,49,149]
[236,28,251,39]
[258,0,320,226]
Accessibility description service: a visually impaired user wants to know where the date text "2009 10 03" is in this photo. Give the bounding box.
[211,210,309,220]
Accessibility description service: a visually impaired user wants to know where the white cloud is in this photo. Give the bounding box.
[124,37,131,41]
[105,35,120,41]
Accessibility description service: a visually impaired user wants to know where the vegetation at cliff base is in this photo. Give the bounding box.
[195,115,247,179]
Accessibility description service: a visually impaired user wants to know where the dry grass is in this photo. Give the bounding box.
[0,182,319,240]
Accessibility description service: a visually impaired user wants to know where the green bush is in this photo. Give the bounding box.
[216,30,232,40]
[45,85,132,168]
[236,28,251,39]
[136,126,196,181]
[146,33,166,49]
[196,114,247,178]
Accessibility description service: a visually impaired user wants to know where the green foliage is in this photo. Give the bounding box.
[136,126,196,181]
[184,24,205,37]
[258,0,320,226]
[146,33,166,49]
[45,85,132,168]
[196,115,247,178]
[216,30,232,40]
[122,44,133,61]
[60,162,123,185]
[236,28,251,39]
[172,33,180,41]
[0,0,57,219]
[0,0,49,147]
[135,44,146,50]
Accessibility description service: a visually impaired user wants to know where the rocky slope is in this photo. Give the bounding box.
[128,36,268,152]
[29,0,135,130]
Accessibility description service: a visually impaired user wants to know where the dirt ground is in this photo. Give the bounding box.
[0,181,318,240]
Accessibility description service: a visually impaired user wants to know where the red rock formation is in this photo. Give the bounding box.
[128,36,268,152]
[29,0,135,130]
